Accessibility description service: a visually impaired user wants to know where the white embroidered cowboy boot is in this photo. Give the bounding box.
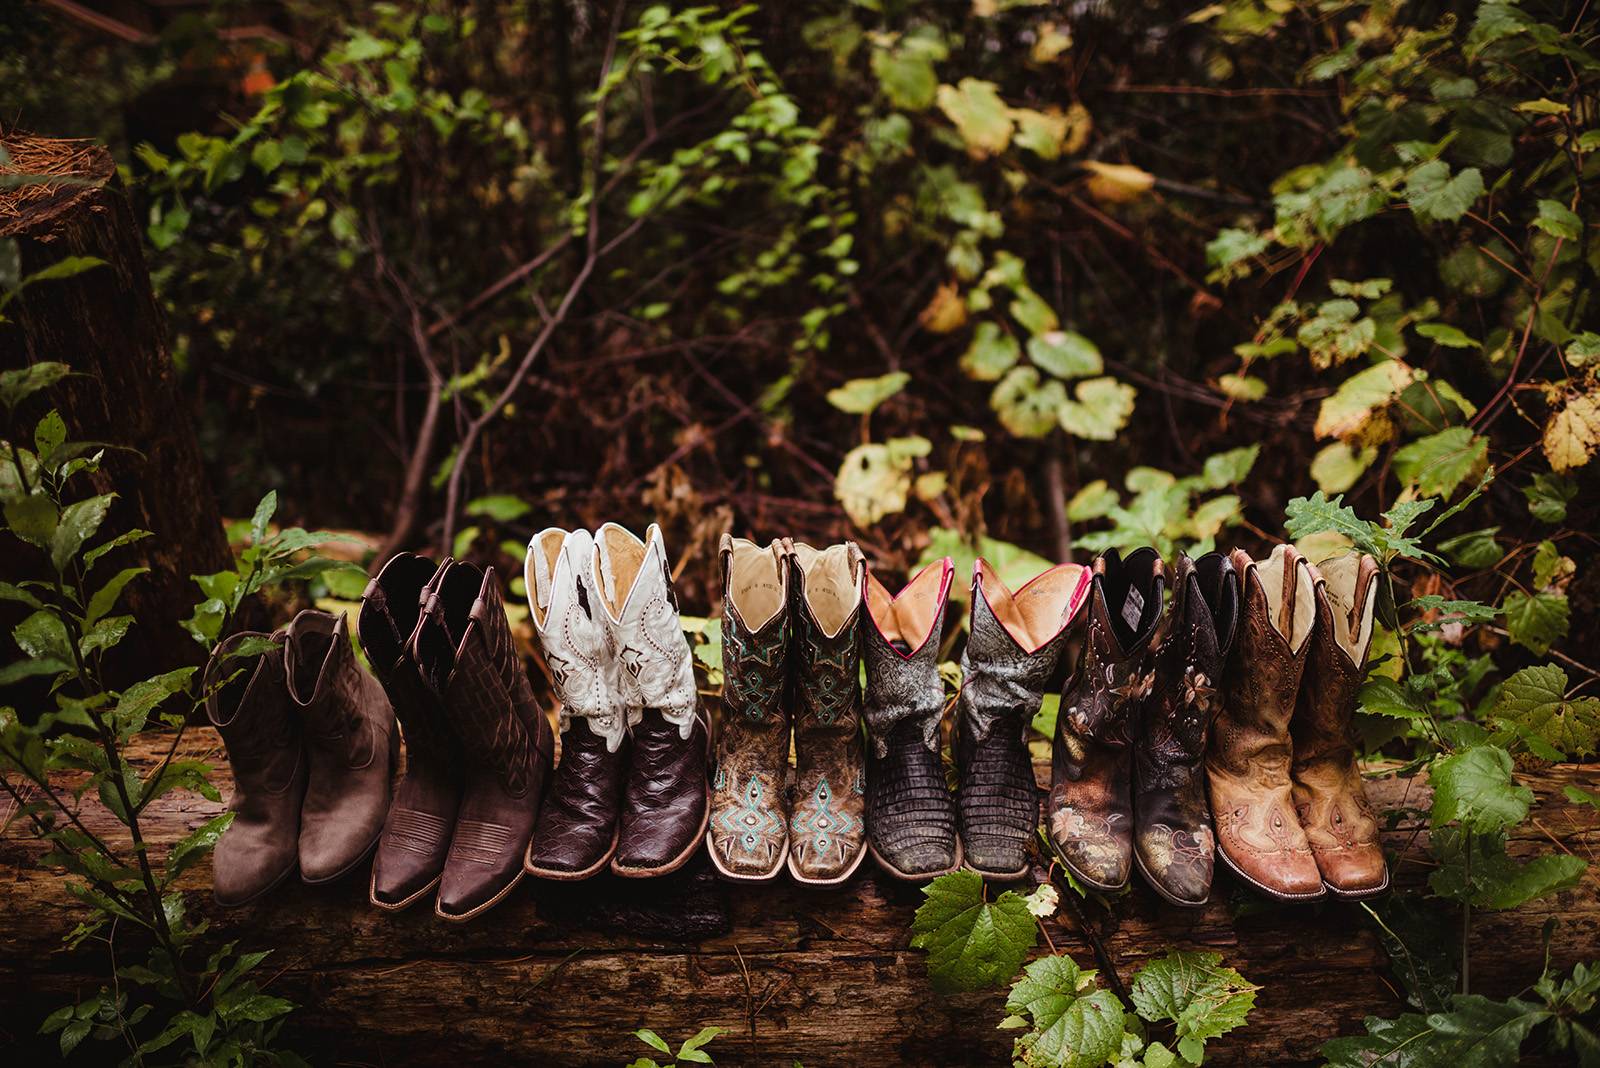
[524,528,629,880]
[592,523,710,877]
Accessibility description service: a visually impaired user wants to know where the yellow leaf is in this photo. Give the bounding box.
[1082,161,1155,204]
[919,282,969,334]
[1313,360,1414,439]
[1061,103,1092,155]
[1543,391,1600,473]
[1032,21,1073,63]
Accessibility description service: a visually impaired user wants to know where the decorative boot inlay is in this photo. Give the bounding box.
[1132,552,1238,906]
[1293,553,1388,898]
[1048,547,1165,892]
[863,557,959,881]
[957,559,1090,880]
[1206,545,1325,901]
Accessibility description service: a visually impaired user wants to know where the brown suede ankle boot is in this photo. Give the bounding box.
[206,631,305,906]
[1293,554,1388,898]
[362,554,463,910]
[1047,548,1165,893]
[1207,545,1325,901]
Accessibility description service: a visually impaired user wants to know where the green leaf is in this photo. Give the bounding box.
[451,525,481,559]
[1501,590,1568,655]
[85,567,146,628]
[1428,827,1587,909]
[166,812,233,883]
[991,367,1066,438]
[1314,360,1413,440]
[1523,473,1576,524]
[635,1029,672,1055]
[1429,746,1530,833]
[826,371,910,415]
[1392,428,1488,498]
[112,667,195,738]
[1311,441,1377,494]
[1201,446,1260,489]
[1564,785,1600,810]
[1004,954,1126,1068]
[80,614,132,658]
[51,493,115,572]
[1057,376,1136,441]
[1066,481,1118,522]
[465,494,531,522]
[834,443,912,527]
[1365,895,1458,1013]
[14,609,73,663]
[909,869,1037,994]
[1493,665,1598,759]
[1322,993,1550,1067]
[1405,161,1484,223]
[1437,527,1501,569]
[1531,199,1581,241]
[1026,331,1102,380]
[5,492,59,548]
[677,1025,724,1063]
[871,35,943,110]
[936,78,1013,158]
[1415,322,1481,349]
[960,323,1021,382]
[1130,950,1257,1056]
[249,491,277,545]
[0,361,71,410]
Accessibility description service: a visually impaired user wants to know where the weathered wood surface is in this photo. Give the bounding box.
[2,732,1597,1066]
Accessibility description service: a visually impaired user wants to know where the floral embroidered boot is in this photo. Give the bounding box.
[957,558,1091,880]
[1132,552,1238,906]
[593,523,710,878]
[1293,553,1388,898]
[1047,548,1165,892]
[863,557,959,881]
[786,539,869,885]
[705,535,791,881]
[1206,545,1325,901]
[524,528,629,880]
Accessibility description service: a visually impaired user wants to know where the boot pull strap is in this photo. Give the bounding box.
[1277,552,1298,637]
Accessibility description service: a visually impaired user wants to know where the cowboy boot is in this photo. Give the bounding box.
[1207,545,1324,901]
[205,631,306,906]
[1132,552,1238,906]
[283,609,398,884]
[416,561,555,920]
[957,559,1091,881]
[787,539,870,885]
[593,523,710,878]
[706,535,791,881]
[1293,554,1388,898]
[1047,548,1165,892]
[361,554,464,910]
[863,557,959,881]
[524,528,629,880]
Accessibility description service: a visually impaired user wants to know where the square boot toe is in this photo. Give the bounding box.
[527,818,615,875]
[1220,845,1325,900]
[962,834,1029,878]
[1316,844,1388,895]
[875,835,957,878]
[214,828,297,906]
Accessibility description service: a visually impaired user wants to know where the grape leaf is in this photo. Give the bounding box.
[1522,472,1576,523]
[1428,826,1587,909]
[1004,954,1126,1068]
[961,322,1021,382]
[1429,745,1530,833]
[1129,949,1258,1061]
[910,870,1037,994]
[1322,993,1550,1067]
[1492,664,1599,759]
[1501,590,1569,655]
[1392,427,1488,498]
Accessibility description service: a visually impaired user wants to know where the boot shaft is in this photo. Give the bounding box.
[284,609,383,763]
[205,631,298,790]
[592,522,700,736]
[862,557,955,755]
[360,554,458,765]
[719,534,791,728]
[787,538,866,733]
[1137,552,1237,783]
[525,527,626,748]
[1293,553,1379,765]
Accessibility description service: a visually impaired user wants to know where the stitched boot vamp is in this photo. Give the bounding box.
[207,636,306,905]
[789,593,867,883]
[369,659,462,907]
[615,708,710,872]
[869,719,957,877]
[709,713,790,877]
[1293,758,1385,893]
[529,720,625,875]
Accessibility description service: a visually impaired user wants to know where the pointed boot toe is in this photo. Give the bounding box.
[1135,823,1215,906]
[1314,841,1389,897]
[436,830,525,920]
[1047,790,1132,890]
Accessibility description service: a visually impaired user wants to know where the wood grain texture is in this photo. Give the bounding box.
[2,730,1597,1066]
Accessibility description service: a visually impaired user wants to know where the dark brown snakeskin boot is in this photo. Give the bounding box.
[1132,552,1237,906]
[1207,545,1324,901]
[863,557,958,881]
[706,535,791,881]
[787,540,869,885]
[362,554,464,909]
[415,561,555,920]
[1047,547,1165,892]
[1293,553,1388,898]
[283,608,398,884]
[956,559,1091,880]
[206,631,305,906]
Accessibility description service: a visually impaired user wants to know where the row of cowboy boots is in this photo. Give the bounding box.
[206,610,398,906]
[359,556,554,920]
[521,524,709,880]
[1046,545,1387,905]
[708,536,870,884]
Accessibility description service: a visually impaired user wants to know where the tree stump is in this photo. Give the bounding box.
[0,132,235,676]
[3,733,1596,1065]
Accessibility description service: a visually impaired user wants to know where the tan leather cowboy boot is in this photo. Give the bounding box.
[787,539,869,885]
[706,535,790,881]
[1293,553,1388,898]
[284,609,398,885]
[1207,544,1324,901]
[1048,548,1164,892]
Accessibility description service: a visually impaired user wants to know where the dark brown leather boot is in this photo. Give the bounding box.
[593,523,710,878]
[284,609,398,884]
[958,559,1091,880]
[524,528,628,880]
[1207,545,1325,901]
[206,631,305,906]
[361,554,463,910]
[706,535,791,881]
[417,562,555,920]
[1293,554,1388,898]
[1132,552,1238,906]
[1047,548,1165,892]
[863,557,959,881]
[787,540,869,885]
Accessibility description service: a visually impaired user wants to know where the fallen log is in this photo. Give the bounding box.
[2,730,1596,1066]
